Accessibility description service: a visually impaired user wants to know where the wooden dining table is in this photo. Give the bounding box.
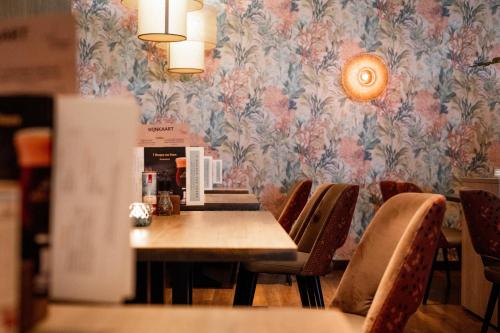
[130,211,297,305]
[34,304,356,333]
[205,187,249,194]
[181,193,260,211]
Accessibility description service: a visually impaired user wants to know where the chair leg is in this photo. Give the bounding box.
[423,248,439,305]
[302,276,324,309]
[457,246,462,266]
[286,274,292,286]
[312,276,324,308]
[233,265,258,306]
[296,275,311,307]
[443,248,451,304]
[481,283,500,333]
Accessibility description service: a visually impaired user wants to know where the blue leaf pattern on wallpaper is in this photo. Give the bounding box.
[73,0,499,257]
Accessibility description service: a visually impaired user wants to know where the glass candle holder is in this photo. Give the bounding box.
[129,202,153,227]
[157,191,173,216]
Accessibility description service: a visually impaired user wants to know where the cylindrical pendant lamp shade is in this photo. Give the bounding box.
[137,0,187,42]
[188,0,203,11]
[187,7,217,49]
[122,0,203,11]
[168,41,205,74]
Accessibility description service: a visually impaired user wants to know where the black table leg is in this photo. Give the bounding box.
[150,261,165,304]
[233,264,258,306]
[126,261,148,303]
[170,263,194,305]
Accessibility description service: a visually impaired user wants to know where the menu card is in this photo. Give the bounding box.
[50,96,137,303]
[144,147,185,199]
[186,147,205,206]
[0,182,20,333]
[0,14,77,95]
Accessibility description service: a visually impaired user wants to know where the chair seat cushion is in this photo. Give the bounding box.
[243,252,309,274]
[441,227,461,247]
[484,264,500,283]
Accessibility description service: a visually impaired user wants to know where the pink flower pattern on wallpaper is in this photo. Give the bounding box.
[260,183,288,219]
[264,0,297,36]
[73,0,499,257]
[415,0,448,37]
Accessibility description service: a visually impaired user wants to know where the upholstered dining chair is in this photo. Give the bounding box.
[233,184,359,308]
[379,180,461,303]
[460,190,500,333]
[330,193,446,333]
[276,179,313,233]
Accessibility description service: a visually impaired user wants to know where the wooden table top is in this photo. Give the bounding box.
[33,304,364,333]
[182,193,260,211]
[205,187,249,194]
[131,211,297,261]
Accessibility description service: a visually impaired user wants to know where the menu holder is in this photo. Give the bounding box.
[50,96,137,303]
[132,148,144,202]
[204,156,213,191]
[213,159,223,184]
[186,147,205,206]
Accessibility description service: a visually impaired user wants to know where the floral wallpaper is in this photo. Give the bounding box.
[73,0,499,257]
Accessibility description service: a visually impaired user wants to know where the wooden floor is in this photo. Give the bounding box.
[161,268,498,333]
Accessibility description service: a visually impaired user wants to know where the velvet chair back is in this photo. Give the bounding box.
[289,183,332,243]
[380,180,422,202]
[298,184,359,276]
[460,190,500,259]
[277,179,313,233]
[332,193,445,333]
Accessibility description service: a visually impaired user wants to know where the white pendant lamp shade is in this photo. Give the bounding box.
[188,0,203,11]
[187,7,217,49]
[137,0,187,42]
[158,7,217,49]
[122,0,203,12]
[168,41,205,74]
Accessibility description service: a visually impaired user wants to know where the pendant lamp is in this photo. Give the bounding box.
[164,6,217,74]
[137,0,188,42]
[121,0,203,12]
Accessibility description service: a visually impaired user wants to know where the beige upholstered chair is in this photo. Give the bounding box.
[460,190,500,333]
[328,193,446,332]
[234,184,358,308]
[379,180,461,303]
[277,179,313,233]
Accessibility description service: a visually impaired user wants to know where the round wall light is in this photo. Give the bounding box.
[341,53,389,102]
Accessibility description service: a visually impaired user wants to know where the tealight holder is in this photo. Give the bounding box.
[129,202,153,227]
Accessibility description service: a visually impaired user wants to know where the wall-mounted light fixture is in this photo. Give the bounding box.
[341,53,389,102]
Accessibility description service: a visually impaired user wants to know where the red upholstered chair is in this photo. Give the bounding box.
[460,190,500,333]
[379,180,461,303]
[330,193,446,332]
[234,184,358,308]
[276,179,312,233]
